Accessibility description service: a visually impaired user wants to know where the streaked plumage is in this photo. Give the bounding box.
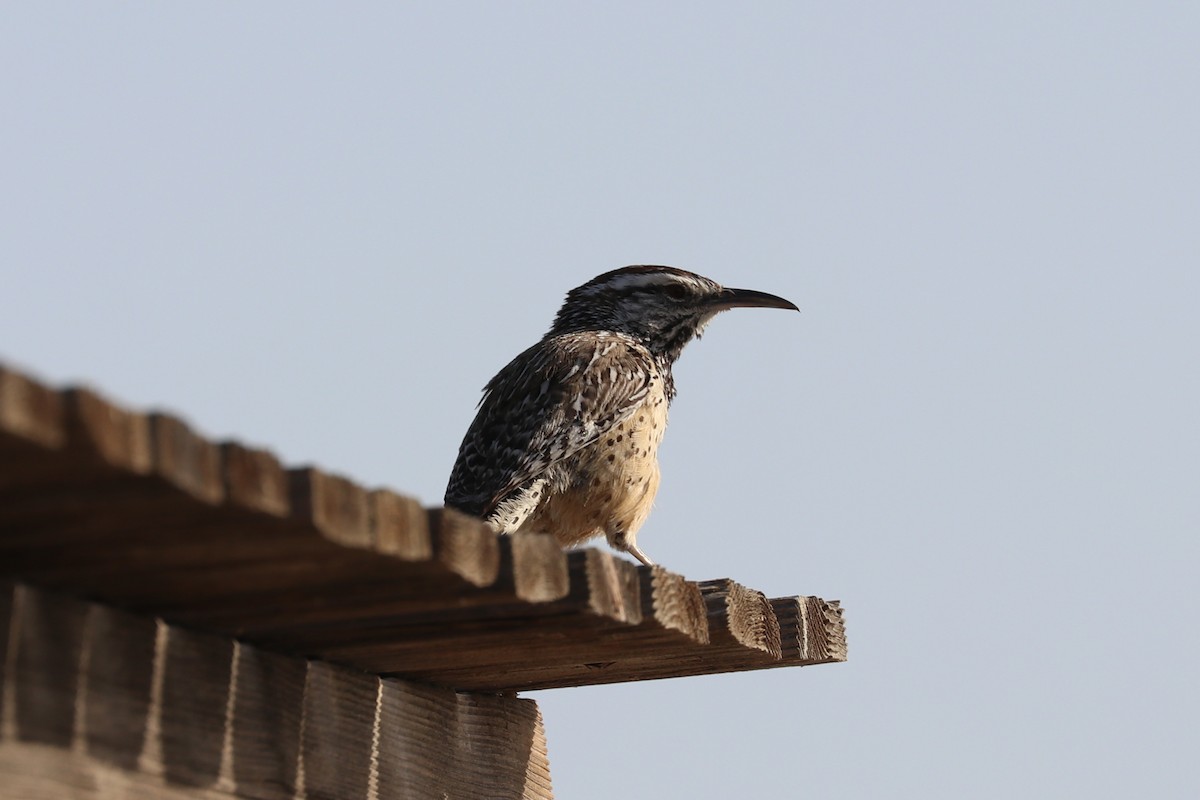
[445,265,797,566]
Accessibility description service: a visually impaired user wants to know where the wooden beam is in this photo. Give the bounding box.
[0,362,846,692]
[0,584,554,800]
[0,367,64,451]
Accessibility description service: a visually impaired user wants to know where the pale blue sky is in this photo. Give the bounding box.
[3,4,1198,798]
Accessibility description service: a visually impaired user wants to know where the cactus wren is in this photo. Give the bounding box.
[444,265,798,567]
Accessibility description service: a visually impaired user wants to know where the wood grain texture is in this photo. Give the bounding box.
[150,413,224,505]
[220,443,289,517]
[0,584,554,800]
[643,566,709,644]
[0,362,845,694]
[81,605,158,772]
[299,662,375,800]
[64,387,152,475]
[510,532,569,603]
[369,489,431,561]
[12,586,86,747]
[160,627,235,787]
[429,507,501,587]
[289,467,372,550]
[228,645,305,800]
[699,579,781,658]
[0,367,64,451]
[0,740,240,800]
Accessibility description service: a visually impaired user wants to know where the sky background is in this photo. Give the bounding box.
[3,3,1198,798]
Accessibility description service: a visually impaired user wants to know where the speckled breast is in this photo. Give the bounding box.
[525,385,669,547]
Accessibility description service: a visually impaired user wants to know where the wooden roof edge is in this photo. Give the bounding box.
[0,581,555,800]
[0,365,65,449]
[0,361,846,691]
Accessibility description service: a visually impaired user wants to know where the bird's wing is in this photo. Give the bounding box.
[445,333,658,518]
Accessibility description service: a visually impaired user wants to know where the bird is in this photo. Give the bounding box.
[444,265,798,567]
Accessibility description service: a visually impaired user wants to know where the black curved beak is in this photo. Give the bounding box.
[709,287,799,313]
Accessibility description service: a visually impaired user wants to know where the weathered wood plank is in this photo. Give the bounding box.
[699,578,781,658]
[642,566,709,644]
[409,591,846,691]
[0,367,64,450]
[150,413,224,505]
[342,556,717,690]
[0,361,845,695]
[299,662,374,800]
[221,443,289,517]
[288,466,371,549]
[81,605,158,772]
[449,693,554,800]
[12,586,86,747]
[228,644,305,800]
[159,627,235,788]
[510,532,569,603]
[370,488,431,560]
[429,506,502,587]
[0,584,555,799]
[0,740,237,800]
[64,387,153,475]
[800,596,849,663]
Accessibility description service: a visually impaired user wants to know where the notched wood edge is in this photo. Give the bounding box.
[770,595,848,663]
[0,363,846,691]
[288,466,372,549]
[0,366,65,449]
[640,567,709,644]
[509,532,569,603]
[148,412,224,505]
[220,441,290,517]
[699,579,781,659]
[62,386,152,474]
[574,549,642,625]
[427,507,501,588]
[810,596,847,662]
[370,489,433,561]
[769,597,806,660]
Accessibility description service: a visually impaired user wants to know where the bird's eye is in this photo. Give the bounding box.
[665,284,688,300]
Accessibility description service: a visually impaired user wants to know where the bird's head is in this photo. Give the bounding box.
[548,265,799,364]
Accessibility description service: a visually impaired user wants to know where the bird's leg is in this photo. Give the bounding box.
[608,528,655,567]
[609,527,657,566]
[626,541,655,567]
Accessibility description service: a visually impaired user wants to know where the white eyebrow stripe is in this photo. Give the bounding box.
[592,272,712,294]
